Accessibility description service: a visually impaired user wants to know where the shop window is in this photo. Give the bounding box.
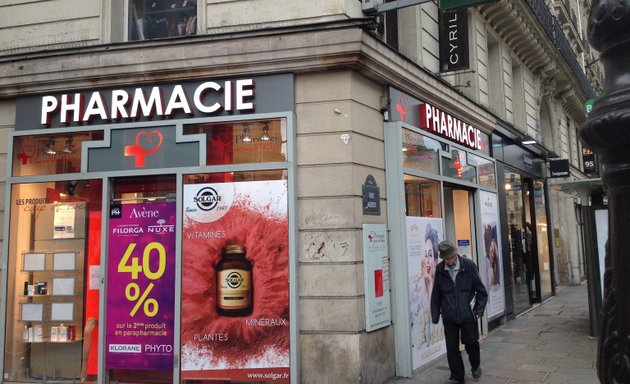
[468,153,496,188]
[180,171,290,383]
[12,131,104,177]
[442,147,477,183]
[402,129,443,174]
[404,175,441,218]
[129,0,197,41]
[3,179,102,382]
[183,118,287,167]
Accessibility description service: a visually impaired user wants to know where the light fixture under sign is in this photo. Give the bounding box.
[45,138,57,155]
[521,135,537,145]
[242,124,252,142]
[63,137,75,154]
[260,122,270,141]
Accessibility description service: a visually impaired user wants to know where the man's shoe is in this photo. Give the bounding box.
[472,366,482,379]
[445,379,464,384]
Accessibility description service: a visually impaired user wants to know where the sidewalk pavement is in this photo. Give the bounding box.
[385,282,598,384]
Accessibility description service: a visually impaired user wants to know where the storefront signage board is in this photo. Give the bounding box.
[582,147,597,175]
[438,0,494,10]
[363,224,391,331]
[549,159,570,178]
[388,87,490,155]
[15,74,294,130]
[181,180,290,381]
[478,191,504,319]
[406,217,446,369]
[106,202,176,370]
[439,8,469,72]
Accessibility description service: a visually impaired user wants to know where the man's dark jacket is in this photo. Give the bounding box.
[431,255,488,324]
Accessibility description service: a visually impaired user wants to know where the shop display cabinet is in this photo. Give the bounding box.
[17,202,87,381]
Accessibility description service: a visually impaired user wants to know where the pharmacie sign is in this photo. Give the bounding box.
[419,102,482,151]
[15,74,293,130]
[387,87,490,155]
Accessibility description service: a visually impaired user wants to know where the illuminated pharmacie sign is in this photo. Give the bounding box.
[387,87,490,155]
[40,79,255,125]
[419,102,482,151]
[15,74,294,130]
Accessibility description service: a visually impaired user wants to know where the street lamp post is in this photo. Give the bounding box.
[580,2,630,383]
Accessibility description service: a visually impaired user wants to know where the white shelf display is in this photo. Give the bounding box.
[53,251,76,270]
[22,253,46,272]
[52,277,75,296]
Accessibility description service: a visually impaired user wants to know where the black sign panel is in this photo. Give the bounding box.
[549,159,570,178]
[439,8,469,72]
[582,147,597,175]
[362,175,380,215]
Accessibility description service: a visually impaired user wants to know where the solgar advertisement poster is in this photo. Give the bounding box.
[181,180,290,382]
[406,216,446,370]
[106,202,176,370]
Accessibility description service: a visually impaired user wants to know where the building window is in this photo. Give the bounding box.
[129,0,197,41]
[402,129,443,174]
[12,131,104,177]
[183,118,288,167]
[404,175,441,218]
[442,147,477,183]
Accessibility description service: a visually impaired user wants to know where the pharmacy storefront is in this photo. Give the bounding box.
[385,87,505,376]
[1,74,296,383]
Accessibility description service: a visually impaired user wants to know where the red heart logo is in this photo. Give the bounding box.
[23,144,36,157]
[124,130,164,167]
[136,130,163,154]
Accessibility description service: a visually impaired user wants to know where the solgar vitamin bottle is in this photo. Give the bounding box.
[216,245,253,316]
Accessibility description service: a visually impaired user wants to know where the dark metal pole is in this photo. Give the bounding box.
[580,2,630,383]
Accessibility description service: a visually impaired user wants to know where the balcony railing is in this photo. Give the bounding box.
[527,0,595,98]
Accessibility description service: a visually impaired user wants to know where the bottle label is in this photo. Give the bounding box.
[218,269,251,309]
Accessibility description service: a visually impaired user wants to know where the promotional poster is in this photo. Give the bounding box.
[181,180,290,382]
[363,224,391,332]
[479,191,505,318]
[106,202,176,370]
[406,216,446,369]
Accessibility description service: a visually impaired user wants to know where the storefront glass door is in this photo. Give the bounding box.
[105,175,176,384]
[443,186,476,263]
[534,180,553,298]
[505,172,538,314]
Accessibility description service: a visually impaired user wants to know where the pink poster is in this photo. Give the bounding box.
[181,180,290,382]
[106,202,176,370]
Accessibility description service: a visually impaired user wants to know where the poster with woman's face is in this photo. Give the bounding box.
[406,216,446,370]
[479,191,505,319]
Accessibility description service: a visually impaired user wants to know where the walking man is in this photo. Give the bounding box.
[431,241,488,383]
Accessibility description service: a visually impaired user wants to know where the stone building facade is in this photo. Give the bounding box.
[0,0,601,383]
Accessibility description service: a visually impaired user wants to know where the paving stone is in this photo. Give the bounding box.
[383,284,597,384]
